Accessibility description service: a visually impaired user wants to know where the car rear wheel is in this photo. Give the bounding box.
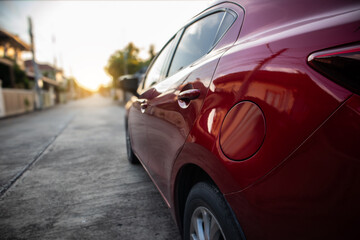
[125,119,139,164]
[183,182,244,240]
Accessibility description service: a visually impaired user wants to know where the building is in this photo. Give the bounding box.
[0,28,30,89]
[0,28,92,117]
[24,60,61,106]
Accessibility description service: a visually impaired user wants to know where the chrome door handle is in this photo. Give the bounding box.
[140,102,148,107]
[136,99,148,113]
[177,89,201,102]
[141,102,148,114]
[137,99,147,104]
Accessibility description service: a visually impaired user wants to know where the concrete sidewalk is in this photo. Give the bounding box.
[0,95,180,239]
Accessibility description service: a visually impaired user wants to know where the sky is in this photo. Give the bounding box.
[0,0,209,91]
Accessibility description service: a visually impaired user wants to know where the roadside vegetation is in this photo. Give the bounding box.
[104,42,156,88]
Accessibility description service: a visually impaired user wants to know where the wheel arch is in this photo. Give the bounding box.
[174,164,215,236]
[174,163,247,239]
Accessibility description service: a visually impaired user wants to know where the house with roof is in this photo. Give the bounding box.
[0,28,92,117]
[0,28,60,116]
[0,28,30,89]
[0,28,35,116]
[24,60,61,106]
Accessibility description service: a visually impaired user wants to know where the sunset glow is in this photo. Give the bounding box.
[0,1,208,91]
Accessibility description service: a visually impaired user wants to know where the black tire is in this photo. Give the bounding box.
[125,118,139,164]
[183,182,245,240]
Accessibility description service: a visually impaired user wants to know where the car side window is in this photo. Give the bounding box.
[213,11,236,44]
[167,11,236,77]
[143,37,176,89]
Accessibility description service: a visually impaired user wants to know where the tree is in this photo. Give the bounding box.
[104,42,143,87]
[104,42,158,88]
[14,63,30,89]
[126,42,142,74]
[148,44,156,63]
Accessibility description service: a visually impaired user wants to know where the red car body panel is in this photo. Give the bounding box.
[127,0,360,238]
[225,95,360,239]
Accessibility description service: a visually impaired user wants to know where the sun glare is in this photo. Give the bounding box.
[0,1,209,92]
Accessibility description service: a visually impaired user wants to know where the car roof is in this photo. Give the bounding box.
[206,0,360,42]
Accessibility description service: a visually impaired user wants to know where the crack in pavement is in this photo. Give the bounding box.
[0,114,76,197]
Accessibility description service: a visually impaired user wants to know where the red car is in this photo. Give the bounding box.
[125,0,360,239]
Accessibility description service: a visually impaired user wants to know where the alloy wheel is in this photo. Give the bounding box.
[190,206,226,240]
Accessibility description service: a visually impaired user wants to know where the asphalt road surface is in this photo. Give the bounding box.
[0,95,181,240]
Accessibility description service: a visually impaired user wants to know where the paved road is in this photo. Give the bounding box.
[0,95,181,240]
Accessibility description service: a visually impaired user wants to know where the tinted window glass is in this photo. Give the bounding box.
[213,12,236,44]
[168,11,234,76]
[144,38,175,89]
[168,13,224,76]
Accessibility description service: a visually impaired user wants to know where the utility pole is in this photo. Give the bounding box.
[52,34,57,80]
[28,17,42,110]
[118,48,128,102]
[123,49,128,75]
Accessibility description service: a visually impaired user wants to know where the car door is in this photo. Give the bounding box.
[141,5,244,202]
[128,35,178,165]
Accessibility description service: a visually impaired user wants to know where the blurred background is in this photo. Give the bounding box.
[0,0,209,117]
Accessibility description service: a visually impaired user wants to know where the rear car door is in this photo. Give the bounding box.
[142,4,244,202]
